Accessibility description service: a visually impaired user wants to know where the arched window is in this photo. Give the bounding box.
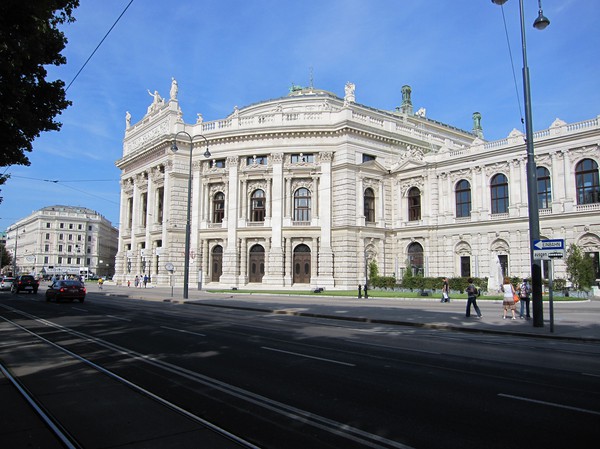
[364,188,375,222]
[490,174,509,214]
[576,159,600,205]
[293,188,311,222]
[213,192,225,223]
[250,189,265,222]
[407,242,424,275]
[408,187,421,221]
[537,166,552,209]
[455,179,471,218]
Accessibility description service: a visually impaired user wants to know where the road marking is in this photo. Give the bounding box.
[160,326,206,337]
[344,339,441,355]
[72,307,88,312]
[498,393,600,416]
[106,315,131,322]
[262,346,355,366]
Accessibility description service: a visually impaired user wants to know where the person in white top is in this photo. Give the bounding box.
[501,276,517,320]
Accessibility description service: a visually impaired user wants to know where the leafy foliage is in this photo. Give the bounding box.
[0,244,13,272]
[0,1,79,184]
[566,243,595,290]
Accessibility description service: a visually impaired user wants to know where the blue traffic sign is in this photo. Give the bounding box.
[533,239,564,250]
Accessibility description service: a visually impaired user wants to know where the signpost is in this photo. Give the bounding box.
[533,239,564,333]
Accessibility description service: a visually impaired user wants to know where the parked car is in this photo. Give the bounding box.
[0,277,15,291]
[45,280,86,303]
[11,275,39,294]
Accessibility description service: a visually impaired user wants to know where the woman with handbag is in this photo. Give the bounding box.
[500,276,517,320]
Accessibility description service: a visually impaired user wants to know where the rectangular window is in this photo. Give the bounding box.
[44,256,49,264]
[68,234,73,241]
[362,154,376,163]
[46,222,51,228]
[60,223,64,229]
[58,244,63,252]
[210,159,226,168]
[69,223,73,229]
[78,224,83,230]
[291,153,314,163]
[67,257,72,264]
[498,255,509,278]
[67,245,72,252]
[58,256,63,264]
[88,236,91,242]
[44,244,49,252]
[45,233,50,240]
[460,256,471,277]
[247,155,268,165]
[59,233,64,240]
[87,258,91,265]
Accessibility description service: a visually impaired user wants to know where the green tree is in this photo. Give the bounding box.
[0,0,80,201]
[566,244,595,290]
[0,244,13,273]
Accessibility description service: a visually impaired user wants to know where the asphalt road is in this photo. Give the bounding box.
[1,291,599,448]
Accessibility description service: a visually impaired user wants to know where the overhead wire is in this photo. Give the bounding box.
[499,4,526,134]
[65,0,135,92]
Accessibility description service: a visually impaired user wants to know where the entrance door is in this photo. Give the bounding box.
[211,245,223,282]
[293,244,311,284]
[248,245,265,283]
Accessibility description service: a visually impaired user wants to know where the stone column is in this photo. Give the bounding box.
[316,151,334,287]
[264,153,284,286]
[220,156,240,286]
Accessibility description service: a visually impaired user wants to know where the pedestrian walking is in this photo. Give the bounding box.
[143,274,148,288]
[98,277,104,290]
[519,278,531,319]
[441,277,450,303]
[501,276,517,320]
[465,278,482,318]
[134,275,139,288]
[364,283,368,299]
[358,284,362,299]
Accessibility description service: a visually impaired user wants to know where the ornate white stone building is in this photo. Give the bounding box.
[114,80,600,289]
[5,205,118,278]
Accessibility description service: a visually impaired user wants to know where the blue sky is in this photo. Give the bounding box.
[1,0,598,230]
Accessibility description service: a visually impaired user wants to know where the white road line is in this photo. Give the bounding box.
[72,307,88,312]
[582,372,600,378]
[262,346,355,366]
[160,326,206,337]
[106,315,131,322]
[344,339,441,355]
[498,393,600,416]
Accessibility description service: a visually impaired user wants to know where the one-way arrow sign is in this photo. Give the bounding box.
[533,239,564,250]
[533,239,565,260]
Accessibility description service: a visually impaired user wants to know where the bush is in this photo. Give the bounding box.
[370,276,397,288]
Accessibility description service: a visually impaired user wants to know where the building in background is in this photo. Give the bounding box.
[114,80,600,290]
[4,205,118,278]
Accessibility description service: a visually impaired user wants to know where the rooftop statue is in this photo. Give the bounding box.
[170,77,178,100]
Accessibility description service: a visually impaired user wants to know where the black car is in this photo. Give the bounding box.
[11,275,39,294]
[45,280,86,303]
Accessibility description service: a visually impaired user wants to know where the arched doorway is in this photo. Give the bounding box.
[211,245,223,282]
[293,244,311,284]
[248,244,265,283]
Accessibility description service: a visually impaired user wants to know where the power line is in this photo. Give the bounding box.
[65,0,135,92]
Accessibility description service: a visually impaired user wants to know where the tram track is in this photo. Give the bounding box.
[0,303,412,449]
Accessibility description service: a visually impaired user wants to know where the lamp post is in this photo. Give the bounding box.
[492,0,549,327]
[171,131,211,299]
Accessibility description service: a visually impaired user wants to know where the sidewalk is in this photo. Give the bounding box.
[99,284,600,342]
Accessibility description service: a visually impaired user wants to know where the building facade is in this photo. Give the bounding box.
[114,80,600,290]
[5,205,118,278]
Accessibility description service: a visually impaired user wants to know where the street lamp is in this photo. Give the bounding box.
[492,0,549,327]
[171,131,211,299]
